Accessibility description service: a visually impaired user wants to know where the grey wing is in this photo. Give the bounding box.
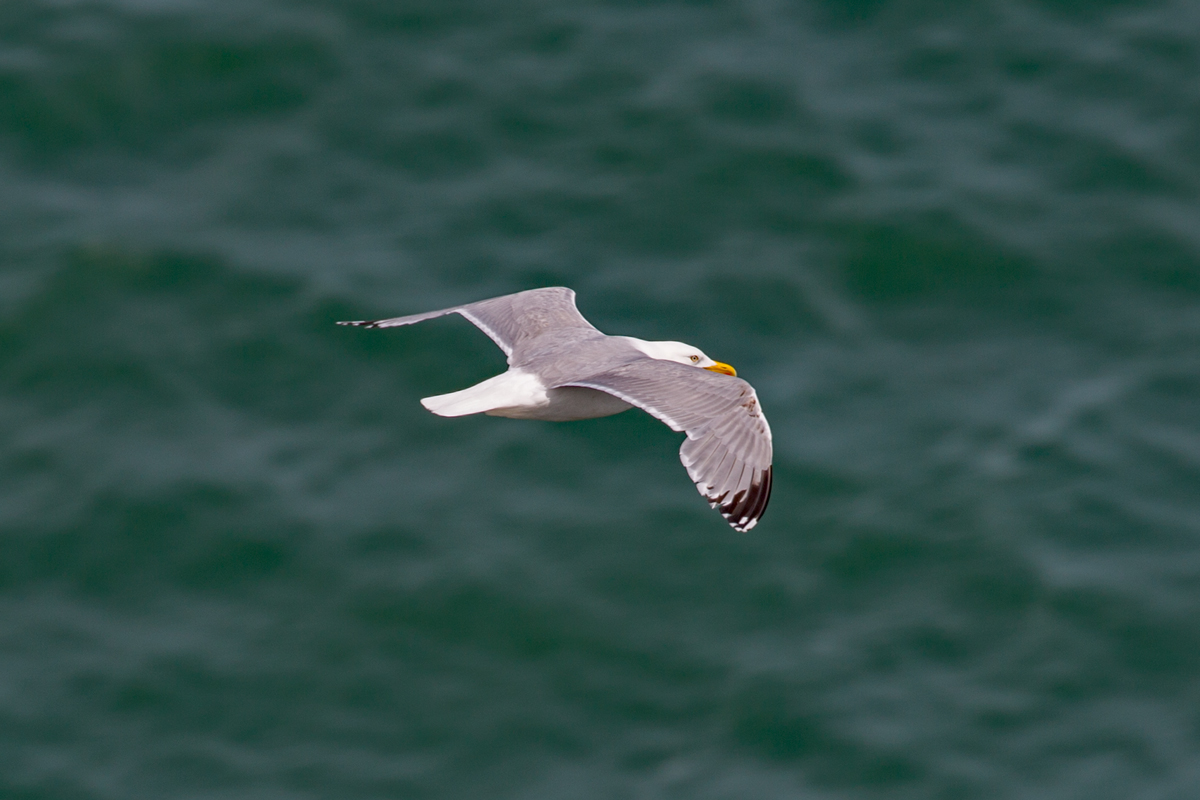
[337,287,597,361]
[562,360,773,532]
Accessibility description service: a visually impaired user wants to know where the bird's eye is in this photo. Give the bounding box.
[690,355,700,363]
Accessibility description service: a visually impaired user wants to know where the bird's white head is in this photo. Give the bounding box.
[620,337,737,376]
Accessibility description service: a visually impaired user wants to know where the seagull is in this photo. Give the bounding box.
[339,287,772,531]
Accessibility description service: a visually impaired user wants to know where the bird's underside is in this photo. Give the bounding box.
[339,287,773,531]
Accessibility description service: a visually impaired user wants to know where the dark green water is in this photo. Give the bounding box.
[3,1,1199,797]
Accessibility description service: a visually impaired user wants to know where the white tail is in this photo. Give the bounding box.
[421,370,548,417]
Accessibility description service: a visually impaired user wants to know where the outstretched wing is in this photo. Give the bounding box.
[337,287,597,362]
[562,360,773,532]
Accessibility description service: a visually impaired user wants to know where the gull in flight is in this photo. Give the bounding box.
[339,287,772,531]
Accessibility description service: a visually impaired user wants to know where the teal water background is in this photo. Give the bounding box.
[3,1,1200,797]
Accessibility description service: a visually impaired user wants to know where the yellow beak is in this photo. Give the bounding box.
[704,361,737,377]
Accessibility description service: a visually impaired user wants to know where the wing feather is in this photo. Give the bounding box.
[562,359,773,531]
[338,287,597,362]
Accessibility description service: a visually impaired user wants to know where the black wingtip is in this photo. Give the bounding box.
[336,320,376,328]
[717,466,772,532]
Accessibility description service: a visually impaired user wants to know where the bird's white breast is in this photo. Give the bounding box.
[493,386,632,421]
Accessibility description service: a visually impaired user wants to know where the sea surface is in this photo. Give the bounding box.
[2,1,1199,798]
